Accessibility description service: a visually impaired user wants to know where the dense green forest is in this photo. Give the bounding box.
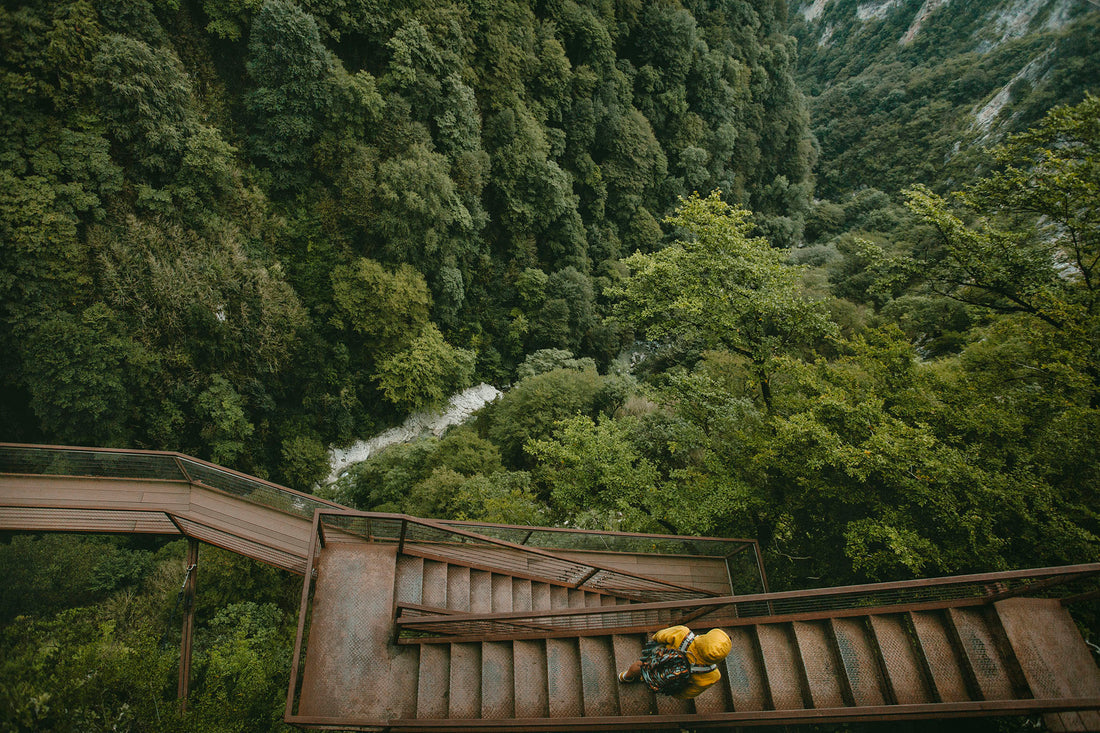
[2,0,1098,729]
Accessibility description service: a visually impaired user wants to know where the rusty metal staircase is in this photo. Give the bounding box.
[290,509,1100,731]
[2,444,1098,731]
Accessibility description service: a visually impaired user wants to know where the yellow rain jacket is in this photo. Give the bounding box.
[649,625,732,699]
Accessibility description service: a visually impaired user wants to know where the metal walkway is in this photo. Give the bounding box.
[2,444,1099,731]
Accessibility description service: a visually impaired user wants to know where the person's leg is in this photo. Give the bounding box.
[618,659,643,682]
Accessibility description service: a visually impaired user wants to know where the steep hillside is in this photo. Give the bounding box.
[788,0,1100,197]
[0,0,812,483]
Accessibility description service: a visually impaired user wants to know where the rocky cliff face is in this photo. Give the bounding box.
[787,0,1099,198]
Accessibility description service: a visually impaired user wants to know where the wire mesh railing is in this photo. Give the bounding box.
[394,562,1100,642]
[317,510,725,602]
[0,443,345,523]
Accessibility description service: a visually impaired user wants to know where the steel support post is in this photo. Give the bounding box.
[178,539,199,710]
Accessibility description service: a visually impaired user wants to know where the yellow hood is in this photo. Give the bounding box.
[691,629,731,664]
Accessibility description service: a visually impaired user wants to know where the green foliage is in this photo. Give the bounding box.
[279,434,330,491]
[614,191,837,408]
[373,324,475,412]
[330,258,431,350]
[527,414,663,530]
[483,366,610,465]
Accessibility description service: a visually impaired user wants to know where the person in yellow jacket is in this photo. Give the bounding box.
[617,625,732,699]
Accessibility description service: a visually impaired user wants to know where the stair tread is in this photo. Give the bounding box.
[449,643,482,719]
[491,574,513,613]
[481,641,515,718]
[910,610,970,702]
[422,560,448,607]
[511,578,533,612]
[470,570,492,614]
[546,637,584,717]
[448,565,472,613]
[946,607,1016,700]
[793,621,846,708]
[723,625,769,712]
[514,639,549,718]
[395,555,424,605]
[756,623,806,709]
[611,634,655,716]
[869,613,934,705]
[416,644,450,719]
[996,597,1100,732]
[830,617,887,706]
[579,636,621,717]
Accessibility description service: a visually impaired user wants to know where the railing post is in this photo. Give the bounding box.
[397,518,408,556]
[178,539,199,711]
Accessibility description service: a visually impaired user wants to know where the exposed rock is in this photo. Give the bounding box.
[901,0,950,44]
[325,383,502,483]
[801,0,831,22]
[856,0,903,22]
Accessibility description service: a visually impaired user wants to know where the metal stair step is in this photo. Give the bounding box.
[491,573,513,613]
[448,565,472,613]
[546,637,583,717]
[416,643,450,719]
[830,617,887,706]
[511,578,533,612]
[579,636,621,716]
[868,613,935,704]
[395,555,424,605]
[722,625,769,711]
[513,639,549,718]
[532,581,552,611]
[793,620,846,708]
[470,570,491,613]
[995,597,1100,732]
[910,610,970,702]
[448,642,482,719]
[756,623,808,710]
[549,585,569,609]
[481,641,515,719]
[422,560,448,607]
[611,633,655,716]
[946,606,1018,700]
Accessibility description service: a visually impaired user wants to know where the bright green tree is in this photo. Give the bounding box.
[614,191,836,409]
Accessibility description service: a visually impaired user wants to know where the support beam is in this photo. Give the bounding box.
[178,539,199,710]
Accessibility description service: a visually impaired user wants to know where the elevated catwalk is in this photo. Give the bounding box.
[1,444,1098,731]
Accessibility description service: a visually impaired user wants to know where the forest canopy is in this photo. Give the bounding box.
[2,0,1099,730]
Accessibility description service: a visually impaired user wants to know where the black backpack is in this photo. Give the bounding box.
[639,631,717,696]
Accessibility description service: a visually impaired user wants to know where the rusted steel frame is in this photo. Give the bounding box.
[0,442,349,511]
[389,561,1100,636]
[396,516,408,554]
[392,592,1036,644]
[1061,587,1100,605]
[436,516,757,549]
[284,714,391,729]
[165,512,187,535]
[981,570,1099,604]
[177,539,199,710]
[170,513,307,574]
[0,480,192,507]
[386,527,717,600]
[172,455,194,482]
[395,601,575,632]
[334,698,1100,732]
[396,545,633,600]
[0,505,186,535]
[404,514,722,597]
[286,509,324,720]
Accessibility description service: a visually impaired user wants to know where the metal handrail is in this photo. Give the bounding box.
[0,442,347,523]
[394,562,1100,642]
[317,510,723,602]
